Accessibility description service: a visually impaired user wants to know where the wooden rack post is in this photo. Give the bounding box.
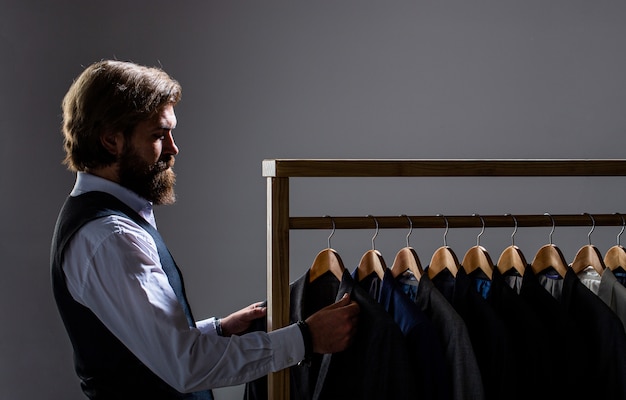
[263,159,626,400]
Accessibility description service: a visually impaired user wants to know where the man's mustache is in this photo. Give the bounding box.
[155,156,175,172]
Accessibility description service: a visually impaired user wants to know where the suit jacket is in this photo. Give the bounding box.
[355,268,452,400]
[598,268,626,332]
[414,273,485,400]
[521,267,626,400]
[560,268,626,399]
[244,269,412,400]
[486,268,548,399]
[430,268,516,400]
[518,268,573,397]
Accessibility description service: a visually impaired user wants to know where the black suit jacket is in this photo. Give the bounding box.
[486,268,548,399]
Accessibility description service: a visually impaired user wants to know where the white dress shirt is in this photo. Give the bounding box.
[62,172,303,392]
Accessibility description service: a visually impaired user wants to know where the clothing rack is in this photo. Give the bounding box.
[262,159,626,400]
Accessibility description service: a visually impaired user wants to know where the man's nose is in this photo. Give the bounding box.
[164,132,179,155]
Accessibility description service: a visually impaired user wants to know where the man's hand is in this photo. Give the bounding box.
[219,302,267,337]
[305,293,360,354]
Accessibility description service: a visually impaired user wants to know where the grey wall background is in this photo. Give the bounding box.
[3,1,626,399]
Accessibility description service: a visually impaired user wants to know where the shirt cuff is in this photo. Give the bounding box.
[196,317,219,336]
[268,323,305,371]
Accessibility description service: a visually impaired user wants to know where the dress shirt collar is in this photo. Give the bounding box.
[70,171,156,228]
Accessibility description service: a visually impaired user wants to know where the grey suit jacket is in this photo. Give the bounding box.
[414,274,485,400]
[598,268,626,332]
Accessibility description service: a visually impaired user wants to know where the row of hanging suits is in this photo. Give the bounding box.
[244,239,626,400]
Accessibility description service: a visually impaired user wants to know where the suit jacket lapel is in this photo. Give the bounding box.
[312,270,353,400]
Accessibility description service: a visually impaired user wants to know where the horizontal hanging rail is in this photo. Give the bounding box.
[263,159,626,177]
[289,213,626,230]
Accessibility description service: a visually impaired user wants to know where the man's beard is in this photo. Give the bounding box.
[118,146,177,205]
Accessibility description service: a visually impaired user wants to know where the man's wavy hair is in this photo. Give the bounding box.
[61,60,182,172]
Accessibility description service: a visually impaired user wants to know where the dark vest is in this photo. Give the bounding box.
[50,191,213,400]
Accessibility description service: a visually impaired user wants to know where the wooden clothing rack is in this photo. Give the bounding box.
[262,159,626,400]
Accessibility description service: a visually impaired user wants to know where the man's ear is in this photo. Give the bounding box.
[100,131,125,157]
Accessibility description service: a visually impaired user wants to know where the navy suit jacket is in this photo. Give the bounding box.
[354,268,452,400]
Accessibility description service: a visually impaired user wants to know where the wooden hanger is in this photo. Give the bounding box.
[570,214,605,275]
[356,216,387,281]
[391,247,423,279]
[531,244,569,278]
[462,246,494,279]
[530,213,568,278]
[428,246,460,278]
[605,245,626,272]
[461,215,493,279]
[309,216,345,282]
[391,216,424,279]
[357,249,387,281]
[571,245,605,275]
[497,215,527,276]
[428,215,460,278]
[498,246,527,276]
[604,213,626,272]
[309,248,345,282]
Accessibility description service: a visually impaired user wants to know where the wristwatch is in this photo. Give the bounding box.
[296,320,313,366]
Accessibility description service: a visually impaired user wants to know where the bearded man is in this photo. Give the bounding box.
[51,60,359,400]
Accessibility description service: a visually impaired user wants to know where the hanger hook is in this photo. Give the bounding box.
[616,213,625,246]
[585,213,595,245]
[544,213,555,245]
[402,214,413,247]
[323,215,335,248]
[506,213,518,246]
[473,214,485,246]
[367,215,379,250]
[437,214,449,247]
